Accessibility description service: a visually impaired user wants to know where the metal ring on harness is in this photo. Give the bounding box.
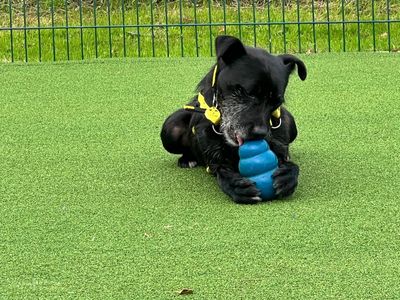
[271,118,282,130]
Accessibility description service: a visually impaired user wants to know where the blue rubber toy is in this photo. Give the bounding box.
[238,140,278,200]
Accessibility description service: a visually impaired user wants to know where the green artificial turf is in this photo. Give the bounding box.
[1,53,400,299]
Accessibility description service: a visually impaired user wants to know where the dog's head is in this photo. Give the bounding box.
[209,36,307,147]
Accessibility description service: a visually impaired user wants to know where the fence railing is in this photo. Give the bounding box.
[0,1,399,62]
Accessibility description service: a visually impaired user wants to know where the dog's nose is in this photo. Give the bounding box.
[249,125,269,140]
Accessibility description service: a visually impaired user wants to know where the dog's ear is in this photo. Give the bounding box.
[215,35,246,65]
[278,54,307,81]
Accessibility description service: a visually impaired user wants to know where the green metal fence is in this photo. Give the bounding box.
[0,1,399,62]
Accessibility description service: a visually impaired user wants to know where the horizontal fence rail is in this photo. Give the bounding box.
[0,0,399,62]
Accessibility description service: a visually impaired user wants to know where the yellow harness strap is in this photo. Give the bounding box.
[271,107,281,119]
[212,65,218,87]
[197,92,211,110]
[184,92,221,125]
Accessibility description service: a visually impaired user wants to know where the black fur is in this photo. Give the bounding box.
[161,36,307,204]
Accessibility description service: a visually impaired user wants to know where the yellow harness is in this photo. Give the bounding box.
[184,66,221,125]
[184,92,221,125]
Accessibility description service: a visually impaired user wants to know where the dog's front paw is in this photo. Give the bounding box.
[228,177,262,204]
[272,162,299,198]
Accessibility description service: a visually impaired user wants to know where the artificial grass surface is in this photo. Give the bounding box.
[1,53,400,299]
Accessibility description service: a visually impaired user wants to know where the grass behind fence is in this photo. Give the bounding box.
[1,1,399,62]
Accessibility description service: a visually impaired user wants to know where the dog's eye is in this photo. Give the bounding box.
[230,84,268,104]
[231,85,250,98]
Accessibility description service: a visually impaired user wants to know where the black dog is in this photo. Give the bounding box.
[161,36,307,204]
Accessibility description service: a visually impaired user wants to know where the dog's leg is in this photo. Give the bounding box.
[270,107,297,158]
[192,125,262,204]
[177,155,198,168]
[160,109,198,168]
[272,161,299,198]
[161,109,191,154]
[268,139,299,199]
[215,166,262,204]
[282,108,298,144]
[268,108,300,198]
